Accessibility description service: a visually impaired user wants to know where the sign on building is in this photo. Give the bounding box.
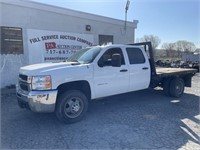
[27,29,94,64]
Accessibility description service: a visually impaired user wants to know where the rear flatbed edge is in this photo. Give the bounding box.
[156,67,197,77]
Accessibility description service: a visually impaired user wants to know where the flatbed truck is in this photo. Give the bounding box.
[16,42,197,123]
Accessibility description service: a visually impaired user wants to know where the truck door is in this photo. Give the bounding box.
[126,47,151,91]
[94,47,129,98]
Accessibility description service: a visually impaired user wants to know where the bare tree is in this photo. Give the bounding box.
[162,42,175,50]
[137,35,161,51]
[162,40,196,58]
[162,42,176,57]
[174,40,196,53]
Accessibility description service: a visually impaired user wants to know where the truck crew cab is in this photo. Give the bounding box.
[16,42,197,123]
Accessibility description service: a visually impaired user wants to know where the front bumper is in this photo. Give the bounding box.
[16,85,58,112]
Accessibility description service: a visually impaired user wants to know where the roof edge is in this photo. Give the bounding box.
[0,0,138,28]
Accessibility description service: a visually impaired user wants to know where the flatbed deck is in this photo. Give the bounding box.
[156,67,197,77]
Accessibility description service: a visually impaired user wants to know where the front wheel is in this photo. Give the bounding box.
[55,90,88,124]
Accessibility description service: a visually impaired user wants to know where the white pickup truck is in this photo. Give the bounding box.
[16,42,197,123]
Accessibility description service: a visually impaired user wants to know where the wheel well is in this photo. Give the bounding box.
[57,81,91,100]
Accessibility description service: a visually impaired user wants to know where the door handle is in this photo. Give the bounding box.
[120,69,128,72]
[142,67,149,70]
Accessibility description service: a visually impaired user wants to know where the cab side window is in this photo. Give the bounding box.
[98,48,125,67]
[126,48,145,64]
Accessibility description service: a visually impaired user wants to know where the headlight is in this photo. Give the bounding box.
[31,75,52,90]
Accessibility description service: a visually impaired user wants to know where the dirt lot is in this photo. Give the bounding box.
[1,74,200,149]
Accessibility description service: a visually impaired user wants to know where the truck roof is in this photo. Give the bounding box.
[93,44,143,49]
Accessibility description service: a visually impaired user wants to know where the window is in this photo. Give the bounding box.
[98,48,125,67]
[1,26,23,54]
[99,35,113,45]
[126,48,145,64]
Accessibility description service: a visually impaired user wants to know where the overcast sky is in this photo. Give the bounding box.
[31,0,200,48]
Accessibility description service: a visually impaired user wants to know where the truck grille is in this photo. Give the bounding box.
[18,74,30,92]
[19,74,28,81]
[19,82,29,91]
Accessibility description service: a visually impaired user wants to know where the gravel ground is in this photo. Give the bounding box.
[1,73,200,149]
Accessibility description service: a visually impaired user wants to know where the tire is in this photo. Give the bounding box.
[55,90,88,124]
[169,78,185,98]
[163,78,172,96]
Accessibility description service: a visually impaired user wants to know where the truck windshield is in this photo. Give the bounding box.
[67,47,102,64]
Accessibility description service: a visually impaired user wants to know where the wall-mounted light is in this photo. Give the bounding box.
[85,25,91,31]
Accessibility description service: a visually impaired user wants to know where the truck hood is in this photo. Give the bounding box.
[20,62,80,75]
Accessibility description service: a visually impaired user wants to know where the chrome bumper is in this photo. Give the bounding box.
[16,85,58,113]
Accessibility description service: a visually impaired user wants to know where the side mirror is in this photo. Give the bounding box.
[111,54,121,67]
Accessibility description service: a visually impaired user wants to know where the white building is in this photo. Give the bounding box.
[0,0,138,88]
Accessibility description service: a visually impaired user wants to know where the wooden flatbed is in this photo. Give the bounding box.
[156,67,197,77]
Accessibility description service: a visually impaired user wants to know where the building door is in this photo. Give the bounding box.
[99,35,113,45]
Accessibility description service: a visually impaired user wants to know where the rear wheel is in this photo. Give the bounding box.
[56,90,88,124]
[169,78,185,98]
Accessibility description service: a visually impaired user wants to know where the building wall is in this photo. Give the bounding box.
[0,0,138,88]
[0,54,26,87]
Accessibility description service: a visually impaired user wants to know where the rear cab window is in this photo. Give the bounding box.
[126,47,145,64]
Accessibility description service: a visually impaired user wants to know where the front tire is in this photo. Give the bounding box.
[55,90,88,124]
